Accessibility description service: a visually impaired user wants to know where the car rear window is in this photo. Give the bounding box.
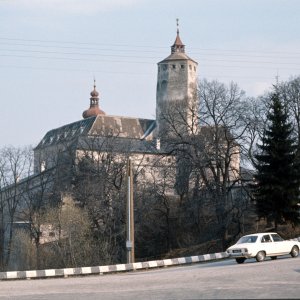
[237,235,258,244]
[271,234,284,242]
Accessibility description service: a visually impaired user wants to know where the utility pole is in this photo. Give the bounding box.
[126,157,135,263]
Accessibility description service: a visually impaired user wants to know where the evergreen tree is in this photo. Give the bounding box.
[254,92,300,230]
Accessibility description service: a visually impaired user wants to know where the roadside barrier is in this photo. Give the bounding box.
[1,236,299,280]
[0,252,229,280]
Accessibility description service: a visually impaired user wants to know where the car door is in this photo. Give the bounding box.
[261,234,274,255]
[270,233,289,254]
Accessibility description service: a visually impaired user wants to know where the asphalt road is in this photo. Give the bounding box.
[0,256,299,299]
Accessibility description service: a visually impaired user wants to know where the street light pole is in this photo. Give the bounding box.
[126,157,135,263]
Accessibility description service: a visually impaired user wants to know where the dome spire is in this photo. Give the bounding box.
[171,18,185,54]
[82,79,105,119]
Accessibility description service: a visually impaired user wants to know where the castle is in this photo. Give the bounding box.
[33,24,200,175]
[2,25,243,270]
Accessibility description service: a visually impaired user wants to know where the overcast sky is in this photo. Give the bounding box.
[0,0,300,148]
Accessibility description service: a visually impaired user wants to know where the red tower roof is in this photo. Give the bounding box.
[171,19,185,54]
[82,80,105,119]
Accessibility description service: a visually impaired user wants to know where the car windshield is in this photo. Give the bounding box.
[236,235,258,244]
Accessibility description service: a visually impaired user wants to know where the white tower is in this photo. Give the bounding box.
[156,20,198,138]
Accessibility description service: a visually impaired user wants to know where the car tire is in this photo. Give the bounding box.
[235,258,246,264]
[256,251,266,262]
[270,256,277,260]
[291,246,299,258]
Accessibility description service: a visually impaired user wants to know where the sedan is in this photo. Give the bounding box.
[226,232,300,264]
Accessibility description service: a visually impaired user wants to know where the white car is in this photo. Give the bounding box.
[226,232,300,264]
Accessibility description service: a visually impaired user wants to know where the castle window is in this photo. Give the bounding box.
[161,80,167,91]
[172,64,176,69]
[194,66,196,71]
[189,65,192,70]
[163,65,167,71]
[181,65,185,69]
[41,161,46,172]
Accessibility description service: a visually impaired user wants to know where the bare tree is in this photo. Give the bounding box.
[70,135,129,264]
[0,146,32,270]
[19,168,56,269]
[134,155,177,258]
[157,79,255,250]
[279,76,300,144]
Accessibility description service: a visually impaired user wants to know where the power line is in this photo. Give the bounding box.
[0,37,167,49]
[0,52,300,68]
[0,65,300,74]
[1,36,300,56]
[0,48,159,59]
[0,64,154,75]
[0,41,165,54]
[0,47,299,61]
[0,53,155,64]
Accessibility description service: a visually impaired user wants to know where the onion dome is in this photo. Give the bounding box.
[90,86,99,97]
[82,80,105,119]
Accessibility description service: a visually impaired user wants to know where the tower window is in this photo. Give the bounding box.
[163,65,167,71]
[194,66,196,71]
[189,65,192,70]
[181,65,185,69]
[161,80,167,91]
[172,64,176,69]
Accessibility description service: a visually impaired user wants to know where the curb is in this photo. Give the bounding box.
[1,236,299,281]
[0,252,229,280]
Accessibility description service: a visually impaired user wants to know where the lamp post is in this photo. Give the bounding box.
[126,157,135,263]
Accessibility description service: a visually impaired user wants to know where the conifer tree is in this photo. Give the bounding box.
[254,92,300,230]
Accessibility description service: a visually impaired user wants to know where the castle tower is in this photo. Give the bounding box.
[82,80,106,119]
[156,20,198,138]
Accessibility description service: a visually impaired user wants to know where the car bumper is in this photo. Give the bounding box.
[228,252,252,259]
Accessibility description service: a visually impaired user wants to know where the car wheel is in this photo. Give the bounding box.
[270,256,277,260]
[256,251,266,262]
[235,258,246,264]
[291,246,299,258]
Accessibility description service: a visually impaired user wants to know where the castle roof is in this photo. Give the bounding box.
[158,23,197,64]
[159,51,197,64]
[35,115,156,150]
